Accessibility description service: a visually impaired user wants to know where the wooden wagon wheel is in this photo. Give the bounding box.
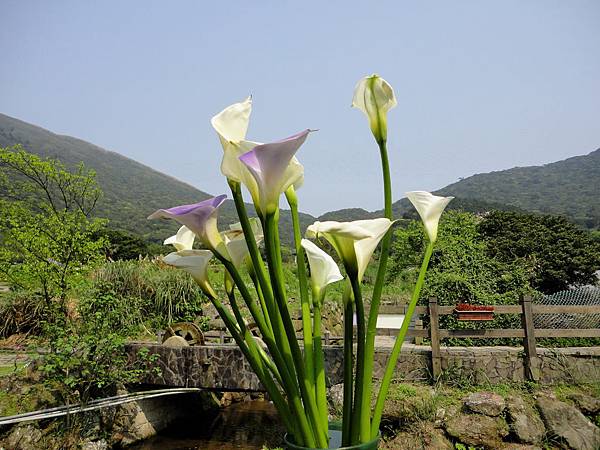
[163,322,205,346]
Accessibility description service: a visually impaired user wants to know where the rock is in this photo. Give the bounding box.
[328,383,344,411]
[220,391,250,407]
[568,392,600,415]
[2,424,43,450]
[445,414,509,448]
[463,391,505,416]
[162,335,189,347]
[81,439,109,450]
[505,395,545,444]
[382,425,452,450]
[536,394,600,450]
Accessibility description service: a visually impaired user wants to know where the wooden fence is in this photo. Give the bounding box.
[201,296,600,381]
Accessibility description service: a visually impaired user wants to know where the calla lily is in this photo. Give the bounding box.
[305,218,393,281]
[163,249,216,298]
[301,238,343,302]
[239,130,309,214]
[221,218,264,269]
[211,97,262,204]
[405,191,454,243]
[148,195,227,253]
[352,74,397,143]
[163,225,195,251]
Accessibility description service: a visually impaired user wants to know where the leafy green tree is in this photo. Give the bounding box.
[0,145,107,314]
[479,211,600,294]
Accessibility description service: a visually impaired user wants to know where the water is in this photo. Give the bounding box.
[130,400,285,450]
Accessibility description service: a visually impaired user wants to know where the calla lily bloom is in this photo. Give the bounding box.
[301,238,343,302]
[163,225,195,251]
[405,191,454,243]
[163,249,216,298]
[239,130,309,214]
[211,97,262,204]
[148,195,227,252]
[222,218,264,269]
[305,218,393,281]
[352,74,397,143]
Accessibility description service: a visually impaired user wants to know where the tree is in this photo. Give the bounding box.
[0,145,106,316]
[479,211,600,294]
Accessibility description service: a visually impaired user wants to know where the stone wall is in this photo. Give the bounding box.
[126,342,600,391]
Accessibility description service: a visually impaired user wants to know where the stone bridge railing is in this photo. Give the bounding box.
[125,342,600,391]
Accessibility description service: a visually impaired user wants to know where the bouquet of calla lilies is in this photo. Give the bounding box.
[148,75,453,448]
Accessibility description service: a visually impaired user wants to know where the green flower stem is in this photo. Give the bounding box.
[249,270,273,332]
[362,139,393,440]
[285,187,315,396]
[206,293,295,435]
[349,273,368,443]
[341,283,354,446]
[229,180,295,378]
[227,287,282,388]
[215,253,311,444]
[371,241,434,438]
[313,298,328,435]
[264,211,327,447]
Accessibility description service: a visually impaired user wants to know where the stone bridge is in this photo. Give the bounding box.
[125,341,600,391]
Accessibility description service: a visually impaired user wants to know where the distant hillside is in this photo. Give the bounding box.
[437,149,600,228]
[320,150,600,228]
[0,113,315,244]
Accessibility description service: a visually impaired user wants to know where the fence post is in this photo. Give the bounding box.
[521,295,540,381]
[428,297,442,379]
[414,319,424,345]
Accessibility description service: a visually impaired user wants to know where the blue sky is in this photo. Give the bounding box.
[1,1,599,215]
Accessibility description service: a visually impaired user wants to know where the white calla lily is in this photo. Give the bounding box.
[352,74,397,143]
[405,191,454,242]
[305,218,393,281]
[301,239,343,302]
[163,249,216,298]
[221,218,264,269]
[163,225,195,251]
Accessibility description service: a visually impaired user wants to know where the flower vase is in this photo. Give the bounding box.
[284,423,380,450]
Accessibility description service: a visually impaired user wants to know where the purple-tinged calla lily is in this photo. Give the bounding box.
[163,225,195,252]
[352,74,397,143]
[405,191,454,243]
[305,218,393,282]
[211,97,262,204]
[221,218,264,269]
[301,238,343,302]
[239,130,309,214]
[163,249,216,298]
[148,195,228,253]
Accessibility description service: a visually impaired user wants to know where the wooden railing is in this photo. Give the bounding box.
[201,296,600,381]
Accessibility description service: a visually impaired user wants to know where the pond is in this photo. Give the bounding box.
[129,400,285,450]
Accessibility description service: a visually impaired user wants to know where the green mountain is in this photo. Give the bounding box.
[319,149,600,228]
[0,113,315,244]
[436,149,600,228]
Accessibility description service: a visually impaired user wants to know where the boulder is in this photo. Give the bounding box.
[463,391,505,416]
[536,394,600,450]
[1,424,43,450]
[382,426,453,450]
[498,444,542,450]
[162,335,189,347]
[505,395,545,444]
[445,414,509,448]
[568,392,600,415]
[81,439,109,450]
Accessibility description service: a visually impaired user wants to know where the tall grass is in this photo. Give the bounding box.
[92,259,205,324]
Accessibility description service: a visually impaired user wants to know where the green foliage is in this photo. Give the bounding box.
[479,211,600,294]
[98,228,163,260]
[39,288,158,405]
[0,146,107,312]
[92,259,206,326]
[389,211,537,345]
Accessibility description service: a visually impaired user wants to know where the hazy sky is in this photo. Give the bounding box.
[1,1,599,216]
